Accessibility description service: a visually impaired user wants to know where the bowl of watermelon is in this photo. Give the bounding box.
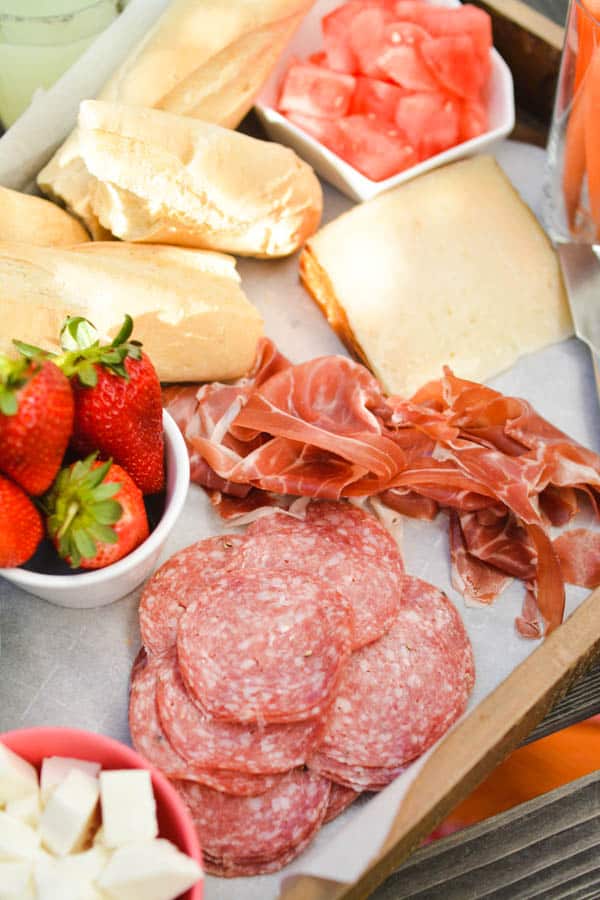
[255,0,515,201]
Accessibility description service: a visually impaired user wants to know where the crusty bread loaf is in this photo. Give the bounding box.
[0,185,89,246]
[0,241,263,383]
[300,155,572,397]
[76,100,322,257]
[37,0,313,236]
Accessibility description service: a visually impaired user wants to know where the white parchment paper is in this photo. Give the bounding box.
[0,15,598,896]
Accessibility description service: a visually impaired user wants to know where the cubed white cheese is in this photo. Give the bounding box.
[34,846,111,899]
[0,745,38,805]
[39,770,99,856]
[97,839,203,900]
[0,811,41,861]
[99,770,158,848]
[0,860,34,899]
[5,790,41,828]
[41,758,101,805]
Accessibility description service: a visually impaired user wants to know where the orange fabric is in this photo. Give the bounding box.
[436,718,600,835]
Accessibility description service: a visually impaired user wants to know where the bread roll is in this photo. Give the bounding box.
[37,0,313,235]
[0,185,89,246]
[300,155,572,397]
[77,100,322,257]
[0,241,263,383]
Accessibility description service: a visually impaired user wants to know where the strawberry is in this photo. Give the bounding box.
[45,454,149,570]
[0,474,44,567]
[0,354,74,496]
[56,316,165,495]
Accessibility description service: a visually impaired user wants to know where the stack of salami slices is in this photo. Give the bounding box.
[129,501,475,877]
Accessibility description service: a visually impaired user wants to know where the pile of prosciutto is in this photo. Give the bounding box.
[129,502,474,876]
[164,339,600,639]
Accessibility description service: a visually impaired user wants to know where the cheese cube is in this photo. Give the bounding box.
[97,839,203,900]
[0,811,41,861]
[41,758,101,804]
[34,846,111,899]
[99,770,158,848]
[5,790,41,828]
[0,860,34,899]
[0,745,38,805]
[39,770,99,856]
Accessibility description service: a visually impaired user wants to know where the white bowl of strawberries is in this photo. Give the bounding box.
[0,316,190,608]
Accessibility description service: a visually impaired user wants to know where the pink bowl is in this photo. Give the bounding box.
[0,727,203,900]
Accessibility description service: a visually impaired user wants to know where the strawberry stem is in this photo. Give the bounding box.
[57,501,80,542]
[0,353,39,417]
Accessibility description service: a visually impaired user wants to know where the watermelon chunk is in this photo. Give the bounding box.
[322,0,398,73]
[420,35,485,99]
[378,42,439,91]
[349,6,394,78]
[336,115,418,180]
[392,3,492,68]
[279,63,356,119]
[285,112,344,148]
[459,97,488,141]
[350,75,408,120]
[395,92,460,158]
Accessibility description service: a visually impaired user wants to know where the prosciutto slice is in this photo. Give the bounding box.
[163,345,600,638]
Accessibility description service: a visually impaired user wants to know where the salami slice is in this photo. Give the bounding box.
[139,535,244,656]
[243,503,404,648]
[177,568,354,723]
[156,655,321,774]
[315,576,475,769]
[308,752,406,792]
[129,655,276,796]
[174,770,330,873]
[323,782,361,824]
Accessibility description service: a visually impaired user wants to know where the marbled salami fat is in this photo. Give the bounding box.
[323,782,361,824]
[129,655,275,796]
[244,503,404,648]
[174,770,330,873]
[315,576,475,769]
[308,752,406,792]
[177,568,354,723]
[156,655,321,774]
[138,535,244,656]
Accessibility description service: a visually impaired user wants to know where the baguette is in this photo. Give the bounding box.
[37,0,313,236]
[0,241,263,383]
[77,100,322,257]
[0,185,89,246]
[300,155,572,397]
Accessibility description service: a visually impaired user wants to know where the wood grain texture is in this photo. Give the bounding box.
[372,771,600,899]
[280,587,600,900]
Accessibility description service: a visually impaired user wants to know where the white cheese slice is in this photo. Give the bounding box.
[5,790,41,828]
[0,860,34,899]
[99,770,158,847]
[0,811,41,861]
[97,839,203,900]
[0,745,38,805]
[41,758,101,805]
[39,770,99,856]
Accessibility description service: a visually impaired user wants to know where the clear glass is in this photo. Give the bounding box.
[0,0,121,129]
[543,0,600,244]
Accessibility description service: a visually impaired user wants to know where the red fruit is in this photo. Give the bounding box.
[377,41,439,92]
[350,76,409,120]
[420,35,485,99]
[0,356,74,496]
[279,63,355,119]
[336,115,418,180]
[0,475,43,568]
[395,92,460,159]
[59,316,165,495]
[45,455,149,570]
[459,97,488,141]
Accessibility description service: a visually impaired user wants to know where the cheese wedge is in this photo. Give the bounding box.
[0,241,263,383]
[300,155,573,397]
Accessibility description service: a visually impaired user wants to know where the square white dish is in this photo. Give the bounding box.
[255,0,515,201]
